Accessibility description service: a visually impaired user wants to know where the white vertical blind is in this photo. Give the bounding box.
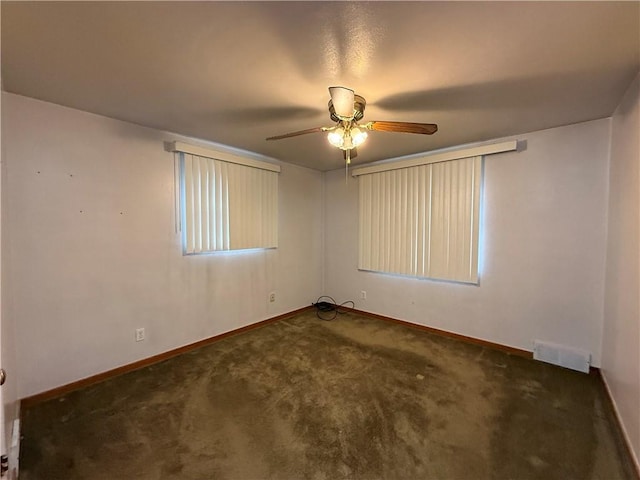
[181,153,278,254]
[359,156,482,283]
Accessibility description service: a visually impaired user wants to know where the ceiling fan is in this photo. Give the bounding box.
[266,86,438,167]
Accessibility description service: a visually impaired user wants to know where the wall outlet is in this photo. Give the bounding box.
[269,292,276,303]
[135,328,145,342]
[361,290,367,299]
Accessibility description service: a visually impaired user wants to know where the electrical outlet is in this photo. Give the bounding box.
[361,290,367,299]
[269,292,276,303]
[135,328,145,342]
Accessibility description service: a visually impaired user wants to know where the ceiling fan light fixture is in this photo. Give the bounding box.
[327,124,368,150]
[350,126,368,147]
[327,127,345,148]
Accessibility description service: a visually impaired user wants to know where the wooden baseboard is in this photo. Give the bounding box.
[20,306,609,410]
[348,308,609,373]
[20,303,638,477]
[345,307,533,359]
[345,308,638,478]
[594,369,640,480]
[21,306,313,408]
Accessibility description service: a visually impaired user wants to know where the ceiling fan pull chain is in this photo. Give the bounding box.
[345,149,351,184]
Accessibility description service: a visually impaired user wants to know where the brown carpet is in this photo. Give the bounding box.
[20,310,637,479]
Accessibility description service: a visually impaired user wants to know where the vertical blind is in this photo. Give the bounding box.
[358,155,482,283]
[181,153,278,254]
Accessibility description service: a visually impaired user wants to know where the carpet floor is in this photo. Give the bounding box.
[20,310,637,479]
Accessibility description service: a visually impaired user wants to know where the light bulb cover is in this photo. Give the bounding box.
[328,123,369,150]
[350,126,368,147]
[327,127,345,148]
[329,86,355,119]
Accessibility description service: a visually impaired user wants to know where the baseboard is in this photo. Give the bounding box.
[20,303,638,477]
[21,306,313,408]
[347,308,611,371]
[347,307,533,359]
[597,369,640,479]
[347,308,639,476]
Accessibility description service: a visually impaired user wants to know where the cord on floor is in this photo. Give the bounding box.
[312,296,355,321]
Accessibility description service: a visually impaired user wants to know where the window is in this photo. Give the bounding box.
[356,155,482,283]
[352,141,517,284]
[171,142,279,254]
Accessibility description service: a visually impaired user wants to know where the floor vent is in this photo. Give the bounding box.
[533,340,591,373]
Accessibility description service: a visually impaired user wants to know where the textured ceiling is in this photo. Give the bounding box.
[2,1,639,171]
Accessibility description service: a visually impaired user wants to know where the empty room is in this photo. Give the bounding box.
[1,2,639,479]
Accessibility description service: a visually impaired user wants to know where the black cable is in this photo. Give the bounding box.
[312,296,355,321]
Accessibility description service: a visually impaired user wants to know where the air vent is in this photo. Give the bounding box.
[533,340,591,373]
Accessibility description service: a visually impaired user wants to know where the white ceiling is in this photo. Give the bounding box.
[2,2,639,171]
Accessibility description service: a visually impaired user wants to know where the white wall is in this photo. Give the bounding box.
[1,66,21,476]
[602,72,640,469]
[2,85,637,468]
[324,119,610,365]
[2,93,323,398]
[2,87,630,422]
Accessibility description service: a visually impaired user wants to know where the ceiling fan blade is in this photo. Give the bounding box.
[366,121,438,135]
[266,126,328,141]
[329,86,355,119]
